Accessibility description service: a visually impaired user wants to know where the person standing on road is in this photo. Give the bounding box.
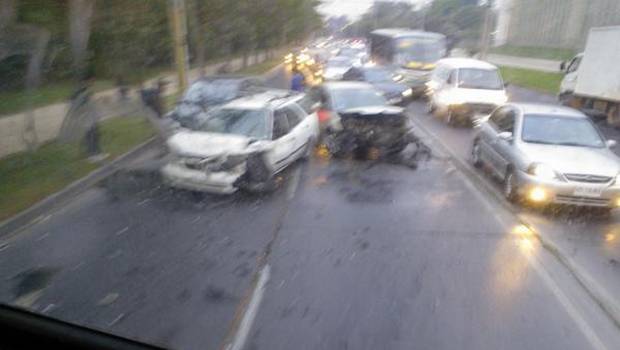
[291,67,306,92]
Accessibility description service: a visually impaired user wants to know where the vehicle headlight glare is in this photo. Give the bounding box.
[528,163,557,180]
[402,88,413,97]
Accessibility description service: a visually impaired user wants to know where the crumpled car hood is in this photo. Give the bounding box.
[167,131,252,158]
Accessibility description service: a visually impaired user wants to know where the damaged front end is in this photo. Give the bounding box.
[161,132,276,194]
[325,107,411,158]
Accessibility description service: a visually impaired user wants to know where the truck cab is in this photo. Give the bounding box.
[559,53,583,103]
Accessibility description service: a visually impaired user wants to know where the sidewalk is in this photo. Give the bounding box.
[487,54,562,73]
[0,51,281,158]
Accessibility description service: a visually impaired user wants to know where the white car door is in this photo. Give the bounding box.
[268,108,296,172]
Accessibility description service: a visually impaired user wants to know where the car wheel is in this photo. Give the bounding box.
[444,109,454,125]
[503,169,519,202]
[472,141,483,168]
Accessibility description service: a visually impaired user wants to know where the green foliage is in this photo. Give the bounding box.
[499,66,563,94]
[2,0,320,91]
[0,115,155,221]
[490,46,577,61]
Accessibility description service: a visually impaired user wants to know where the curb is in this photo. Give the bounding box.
[0,137,159,239]
[409,114,620,330]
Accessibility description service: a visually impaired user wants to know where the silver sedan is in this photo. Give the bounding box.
[472,103,620,209]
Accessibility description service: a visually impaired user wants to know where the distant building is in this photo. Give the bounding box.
[494,0,620,49]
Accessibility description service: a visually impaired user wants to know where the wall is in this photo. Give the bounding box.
[499,0,620,49]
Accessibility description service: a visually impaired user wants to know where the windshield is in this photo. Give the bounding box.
[457,68,503,90]
[327,57,352,68]
[521,114,605,148]
[395,37,445,64]
[330,87,388,110]
[195,108,269,139]
[5,1,620,349]
[364,68,393,82]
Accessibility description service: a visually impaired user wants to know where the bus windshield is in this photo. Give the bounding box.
[394,37,445,64]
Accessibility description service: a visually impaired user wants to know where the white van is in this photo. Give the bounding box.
[426,58,508,126]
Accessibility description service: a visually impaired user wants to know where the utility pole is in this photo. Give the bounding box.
[479,1,493,60]
[169,0,190,93]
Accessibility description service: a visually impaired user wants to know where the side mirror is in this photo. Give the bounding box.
[498,131,513,142]
[559,61,566,72]
[504,82,510,88]
[607,139,617,148]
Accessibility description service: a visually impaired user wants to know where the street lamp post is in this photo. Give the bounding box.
[169,0,190,93]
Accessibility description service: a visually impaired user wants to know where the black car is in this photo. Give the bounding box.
[342,66,413,105]
[167,76,265,128]
[302,81,411,158]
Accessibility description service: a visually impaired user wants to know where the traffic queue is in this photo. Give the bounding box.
[160,29,620,213]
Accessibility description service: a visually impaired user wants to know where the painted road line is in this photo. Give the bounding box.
[225,265,271,350]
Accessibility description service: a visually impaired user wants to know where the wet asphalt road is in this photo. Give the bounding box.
[1,69,620,350]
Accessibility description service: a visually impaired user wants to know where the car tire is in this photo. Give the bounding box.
[444,109,455,126]
[472,141,483,168]
[503,169,519,203]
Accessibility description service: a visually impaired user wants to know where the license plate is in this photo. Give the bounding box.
[573,186,603,198]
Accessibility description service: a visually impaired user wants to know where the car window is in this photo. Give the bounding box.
[297,89,319,114]
[447,70,456,85]
[283,104,304,128]
[273,109,291,139]
[195,107,269,139]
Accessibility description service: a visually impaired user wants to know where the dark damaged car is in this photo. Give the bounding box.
[304,82,412,158]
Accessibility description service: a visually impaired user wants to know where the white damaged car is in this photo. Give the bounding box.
[162,90,319,194]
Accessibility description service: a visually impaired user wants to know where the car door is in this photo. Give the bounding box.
[269,108,294,172]
[493,108,517,179]
[282,104,310,159]
[479,106,511,177]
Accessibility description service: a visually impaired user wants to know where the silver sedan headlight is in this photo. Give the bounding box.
[527,163,561,180]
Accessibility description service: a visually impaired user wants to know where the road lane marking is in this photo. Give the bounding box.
[225,264,270,350]
[410,112,616,348]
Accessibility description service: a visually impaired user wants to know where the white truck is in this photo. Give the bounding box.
[559,26,620,124]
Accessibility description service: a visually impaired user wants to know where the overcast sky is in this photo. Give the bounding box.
[317,0,432,21]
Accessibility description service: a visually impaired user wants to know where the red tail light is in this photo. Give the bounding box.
[318,109,331,123]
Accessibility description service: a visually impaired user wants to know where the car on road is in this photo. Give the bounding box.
[427,58,507,126]
[162,90,320,194]
[472,103,620,209]
[167,76,265,129]
[304,81,410,157]
[323,56,358,81]
[342,65,413,105]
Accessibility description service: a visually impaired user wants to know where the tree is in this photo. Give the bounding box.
[68,0,95,75]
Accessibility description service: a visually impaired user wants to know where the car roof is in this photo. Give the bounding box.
[508,103,587,118]
[322,81,376,91]
[437,58,498,70]
[223,89,302,109]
